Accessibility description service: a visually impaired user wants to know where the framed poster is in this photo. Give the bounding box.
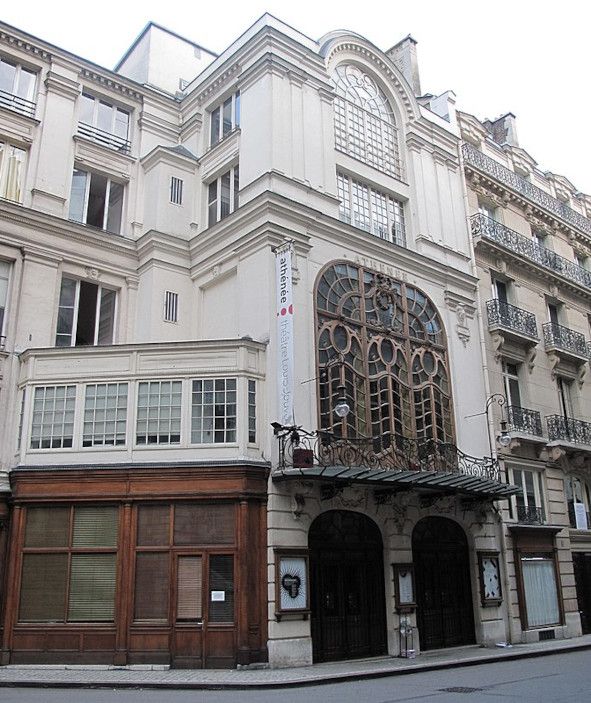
[393,563,416,610]
[478,551,503,607]
[274,549,310,620]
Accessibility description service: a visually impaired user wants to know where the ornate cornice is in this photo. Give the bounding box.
[194,62,241,106]
[80,68,143,101]
[0,29,51,61]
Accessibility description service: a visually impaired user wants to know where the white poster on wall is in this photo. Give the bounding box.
[275,242,295,426]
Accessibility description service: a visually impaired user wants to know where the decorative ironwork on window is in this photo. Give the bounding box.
[332,64,402,180]
[316,262,452,444]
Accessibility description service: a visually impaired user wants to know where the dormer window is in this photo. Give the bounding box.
[0,56,36,117]
[332,64,401,179]
[78,93,130,154]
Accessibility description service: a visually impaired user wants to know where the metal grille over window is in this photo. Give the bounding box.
[136,380,182,445]
[316,262,452,444]
[337,173,406,246]
[83,383,128,447]
[332,64,402,180]
[30,385,76,449]
[170,176,183,205]
[191,378,237,443]
[164,290,178,322]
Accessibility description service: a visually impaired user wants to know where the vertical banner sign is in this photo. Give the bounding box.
[275,242,295,426]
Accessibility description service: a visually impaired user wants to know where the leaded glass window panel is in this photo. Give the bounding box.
[316,262,452,444]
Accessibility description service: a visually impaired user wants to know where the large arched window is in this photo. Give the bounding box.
[332,64,401,179]
[316,262,453,445]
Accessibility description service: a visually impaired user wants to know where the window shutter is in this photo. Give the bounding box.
[208,554,234,622]
[72,506,118,547]
[24,506,70,547]
[68,554,116,621]
[177,556,203,620]
[19,553,67,622]
[134,552,170,620]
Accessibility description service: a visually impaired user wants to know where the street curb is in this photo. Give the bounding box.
[0,641,590,690]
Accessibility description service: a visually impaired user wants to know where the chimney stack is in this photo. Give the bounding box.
[387,35,420,96]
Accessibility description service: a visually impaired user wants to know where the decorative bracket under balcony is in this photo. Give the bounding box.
[486,299,538,370]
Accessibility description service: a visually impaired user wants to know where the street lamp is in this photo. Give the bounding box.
[333,384,351,419]
[466,393,511,457]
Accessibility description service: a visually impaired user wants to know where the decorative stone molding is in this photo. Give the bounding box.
[84,267,101,281]
[196,62,242,105]
[80,68,142,101]
[0,30,51,61]
[44,71,80,100]
[444,291,476,347]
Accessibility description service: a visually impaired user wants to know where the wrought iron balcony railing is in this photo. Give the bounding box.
[0,88,36,118]
[77,122,131,155]
[543,322,589,358]
[486,299,538,339]
[547,415,591,446]
[463,143,591,237]
[516,505,544,524]
[471,214,591,291]
[507,406,543,437]
[275,427,501,482]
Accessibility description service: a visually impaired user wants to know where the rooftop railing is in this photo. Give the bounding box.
[463,143,591,237]
[471,214,591,291]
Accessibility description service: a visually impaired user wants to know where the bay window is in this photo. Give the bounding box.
[56,277,116,347]
[30,385,76,449]
[68,168,124,234]
[136,380,182,445]
[191,378,237,444]
[83,383,128,447]
[78,93,130,153]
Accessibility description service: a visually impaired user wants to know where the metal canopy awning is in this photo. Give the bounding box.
[272,465,520,499]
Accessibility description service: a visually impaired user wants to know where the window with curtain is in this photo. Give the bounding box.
[521,555,561,628]
[19,505,118,622]
[0,141,26,202]
[316,262,452,445]
[332,64,401,179]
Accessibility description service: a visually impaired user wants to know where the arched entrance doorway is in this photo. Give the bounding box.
[412,517,475,650]
[309,510,387,662]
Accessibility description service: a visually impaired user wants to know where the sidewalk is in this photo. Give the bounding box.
[1,634,590,690]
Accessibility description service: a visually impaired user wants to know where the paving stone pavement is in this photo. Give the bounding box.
[1,635,590,689]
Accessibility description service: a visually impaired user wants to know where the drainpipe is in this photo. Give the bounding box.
[458,143,514,645]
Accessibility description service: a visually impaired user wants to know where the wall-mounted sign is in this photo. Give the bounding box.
[274,549,310,620]
[478,552,503,607]
[393,564,416,610]
[211,591,226,602]
[275,242,295,426]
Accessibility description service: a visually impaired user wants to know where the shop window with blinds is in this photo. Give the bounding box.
[136,380,182,445]
[30,385,76,449]
[83,383,128,447]
[133,503,235,623]
[18,505,118,622]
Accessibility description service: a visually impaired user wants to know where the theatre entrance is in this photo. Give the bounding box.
[413,516,475,650]
[309,510,387,662]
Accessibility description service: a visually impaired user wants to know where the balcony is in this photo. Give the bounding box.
[547,415,591,447]
[463,143,591,238]
[471,214,591,292]
[516,505,544,525]
[507,406,543,437]
[77,122,131,155]
[486,299,538,342]
[0,88,36,118]
[273,428,518,499]
[543,322,590,363]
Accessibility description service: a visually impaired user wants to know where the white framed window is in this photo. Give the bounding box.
[0,141,26,203]
[502,361,522,408]
[210,91,240,146]
[557,376,574,419]
[509,467,546,523]
[207,165,239,226]
[248,380,256,443]
[479,201,498,221]
[136,380,182,445]
[164,291,178,323]
[520,555,561,628]
[56,277,116,347]
[83,383,128,447]
[332,65,400,178]
[170,176,183,205]
[191,378,236,444]
[566,476,591,530]
[337,172,406,246]
[0,259,10,342]
[68,169,124,234]
[0,56,36,116]
[30,385,76,449]
[78,93,130,153]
